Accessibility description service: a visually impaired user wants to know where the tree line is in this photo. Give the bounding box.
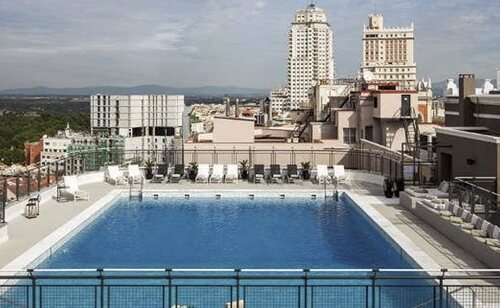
[0,113,89,165]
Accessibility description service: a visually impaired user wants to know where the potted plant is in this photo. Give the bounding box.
[239,160,249,180]
[383,177,394,198]
[300,161,311,180]
[188,162,198,181]
[394,178,405,197]
[144,158,154,180]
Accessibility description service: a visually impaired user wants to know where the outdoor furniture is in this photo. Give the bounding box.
[127,165,143,184]
[269,164,282,183]
[316,165,331,184]
[25,199,38,219]
[286,164,300,183]
[333,165,346,183]
[28,194,41,216]
[253,165,265,183]
[486,226,500,247]
[170,164,185,183]
[105,165,126,185]
[196,164,210,183]
[210,164,224,183]
[59,175,89,202]
[427,180,450,199]
[152,164,169,183]
[225,164,238,183]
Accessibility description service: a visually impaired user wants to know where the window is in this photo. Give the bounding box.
[343,128,356,144]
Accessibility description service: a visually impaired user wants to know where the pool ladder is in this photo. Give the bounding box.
[129,178,144,201]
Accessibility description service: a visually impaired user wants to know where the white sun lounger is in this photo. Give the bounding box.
[316,165,331,184]
[210,164,224,183]
[61,175,89,202]
[196,164,210,183]
[127,164,143,184]
[105,165,126,185]
[225,164,238,183]
[332,165,346,182]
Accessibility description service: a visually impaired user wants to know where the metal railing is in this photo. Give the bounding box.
[0,269,499,307]
[0,189,4,224]
[450,177,499,218]
[0,147,436,217]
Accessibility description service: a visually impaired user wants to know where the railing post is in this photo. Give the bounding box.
[46,165,50,186]
[98,268,104,308]
[37,168,41,192]
[235,269,241,308]
[439,268,447,308]
[371,269,378,308]
[166,268,172,308]
[2,178,7,221]
[27,171,31,196]
[303,268,309,308]
[55,162,59,183]
[28,269,36,308]
[15,174,19,201]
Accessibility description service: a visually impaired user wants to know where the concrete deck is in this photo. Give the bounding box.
[0,179,490,271]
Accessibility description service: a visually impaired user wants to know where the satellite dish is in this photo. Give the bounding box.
[363,71,374,82]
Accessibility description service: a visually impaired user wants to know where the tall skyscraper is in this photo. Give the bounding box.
[361,14,416,90]
[287,1,334,110]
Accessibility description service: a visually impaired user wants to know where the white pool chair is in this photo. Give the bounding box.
[316,165,331,184]
[127,164,143,184]
[225,164,238,183]
[196,164,210,183]
[332,165,346,183]
[211,164,224,183]
[105,165,126,185]
[61,175,89,202]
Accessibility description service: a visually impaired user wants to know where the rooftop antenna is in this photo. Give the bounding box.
[310,0,316,8]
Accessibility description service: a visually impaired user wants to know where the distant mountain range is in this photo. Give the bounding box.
[1,79,497,97]
[0,85,270,97]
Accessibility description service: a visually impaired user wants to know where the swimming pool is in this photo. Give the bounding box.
[1,192,448,307]
[40,193,416,269]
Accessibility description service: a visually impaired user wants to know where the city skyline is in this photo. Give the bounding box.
[0,0,499,90]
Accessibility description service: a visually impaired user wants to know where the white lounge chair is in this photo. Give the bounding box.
[196,164,210,183]
[105,165,126,185]
[128,164,143,184]
[316,165,331,184]
[225,164,238,183]
[61,175,89,202]
[211,164,224,183]
[332,165,346,183]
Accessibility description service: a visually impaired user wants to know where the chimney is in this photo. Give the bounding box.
[235,98,240,118]
[497,66,500,89]
[458,74,475,126]
[224,95,230,117]
[266,97,272,126]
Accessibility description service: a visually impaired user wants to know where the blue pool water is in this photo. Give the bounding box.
[4,194,446,307]
[40,194,416,269]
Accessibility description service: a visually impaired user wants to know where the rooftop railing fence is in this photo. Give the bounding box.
[450,177,499,220]
[0,269,499,308]
[0,147,435,223]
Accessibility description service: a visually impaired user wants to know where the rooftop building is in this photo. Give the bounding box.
[287,1,334,110]
[361,14,416,90]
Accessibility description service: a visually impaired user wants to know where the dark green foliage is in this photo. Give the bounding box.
[0,113,90,164]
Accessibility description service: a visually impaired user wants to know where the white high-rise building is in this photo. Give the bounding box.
[287,1,334,110]
[361,14,416,90]
[269,87,289,114]
[90,94,184,152]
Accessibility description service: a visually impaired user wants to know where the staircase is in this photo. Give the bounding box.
[402,108,420,157]
[291,109,313,140]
